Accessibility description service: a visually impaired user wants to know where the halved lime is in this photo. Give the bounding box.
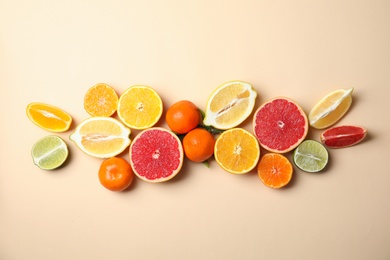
[31,135,69,170]
[293,140,328,173]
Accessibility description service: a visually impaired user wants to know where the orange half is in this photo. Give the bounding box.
[257,153,293,189]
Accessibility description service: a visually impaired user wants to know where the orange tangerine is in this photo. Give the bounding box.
[166,100,201,134]
[214,128,260,174]
[182,128,215,163]
[257,153,293,189]
[26,102,72,132]
[84,83,118,117]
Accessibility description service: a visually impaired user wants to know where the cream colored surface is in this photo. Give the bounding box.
[1,1,389,259]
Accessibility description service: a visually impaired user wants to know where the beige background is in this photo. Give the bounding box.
[1,0,390,259]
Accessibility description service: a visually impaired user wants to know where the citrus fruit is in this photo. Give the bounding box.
[69,117,131,158]
[320,125,367,149]
[84,83,118,117]
[98,157,134,191]
[182,128,215,163]
[214,128,260,174]
[129,127,184,182]
[309,88,354,129]
[117,85,163,129]
[293,140,329,173]
[26,102,72,132]
[31,135,69,170]
[203,80,257,130]
[257,153,293,189]
[166,100,201,134]
[253,97,308,153]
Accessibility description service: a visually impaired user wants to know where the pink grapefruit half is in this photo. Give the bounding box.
[129,127,184,182]
[253,97,308,153]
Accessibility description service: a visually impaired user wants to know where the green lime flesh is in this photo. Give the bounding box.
[293,140,328,173]
[31,135,69,170]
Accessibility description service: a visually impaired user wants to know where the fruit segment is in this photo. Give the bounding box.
[309,88,353,129]
[293,140,328,173]
[321,125,367,148]
[27,102,72,132]
[84,83,118,117]
[257,153,293,189]
[203,80,257,130]
[31,135,69,170]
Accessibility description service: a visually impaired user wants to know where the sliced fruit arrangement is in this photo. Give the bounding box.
[84,83,118,117]
[31,135,69,170]
[320,125,367,149]
[309,88,353,129]
[293,140,329,173]
[27,102,72,132]
[117,85,163,130]
[69,117,131,158]
[27,81,368,191]
[214,128,260,174]
[257,153,293,189]
[203,80,257,130]
[129,127,183,182]
[253,97,308,153]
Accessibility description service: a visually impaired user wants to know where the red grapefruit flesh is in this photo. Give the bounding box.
[320,125,367,149]
[129,127,184,182]
[253,97,308,153]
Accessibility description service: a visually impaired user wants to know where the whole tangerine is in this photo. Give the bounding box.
[98,157,134,191]
[183,128,215,163]
[166,100,201,134]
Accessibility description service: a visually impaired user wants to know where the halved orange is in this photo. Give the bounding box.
[117,85,163,129]
[257,153,293,189]
[69,117,131,158]
[214,128,260,174]
[84,83,118,117]
[26,102,72,132]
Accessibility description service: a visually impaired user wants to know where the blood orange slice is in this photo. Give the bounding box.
[320,125,367,149]
[129,127,184,182]
[253,97,308,153]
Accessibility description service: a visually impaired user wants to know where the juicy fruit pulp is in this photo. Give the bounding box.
[293,140,328,173]
[70,117,131,158]
[117,85,163,130]
[321,125,367,148]
[257,153,293,189]
[31,135,69,170]
[166,100,201,134]
[129,127,183,182]
[27,102,72,132]
[84,83,118,117]
[309,88,353,129]
[214,128,260,174]
[203,80,257,130]
[253,97,308,153]
[98,157,134,191]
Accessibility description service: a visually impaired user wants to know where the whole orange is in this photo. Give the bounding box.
[98,157,134,191]
[183,128,215,162]
[166,100,201,134]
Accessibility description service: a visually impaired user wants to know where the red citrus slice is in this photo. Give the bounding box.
[253,97,308,153]
[320,125,367,149]
[129,127,184,182]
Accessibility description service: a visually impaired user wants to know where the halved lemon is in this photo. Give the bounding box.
[309,88,353,129]
[70,117,131,158]
[27,102,72,132]
[117,85,163,130]
[203,80,257,130]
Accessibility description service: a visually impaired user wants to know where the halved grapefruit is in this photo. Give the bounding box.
[129,127,184,182]
[253,97,308,153]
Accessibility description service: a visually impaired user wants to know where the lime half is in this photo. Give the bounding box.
[293,140,328,173]
[31,135,69,170]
